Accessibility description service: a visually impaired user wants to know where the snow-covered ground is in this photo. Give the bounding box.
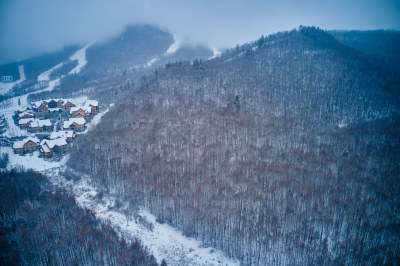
[0,146,68,172]
[47,169,239,266]
[0,65,26,95]
[77,103,111,135]
[69,44,91,75]
[37,62,64,82]
[165,33,181,55]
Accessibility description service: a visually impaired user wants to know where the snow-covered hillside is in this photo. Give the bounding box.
[48,169,239,266]
[69,44,91,74]
[0,65,26,95]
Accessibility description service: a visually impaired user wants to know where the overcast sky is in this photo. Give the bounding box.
[0,0,399,65]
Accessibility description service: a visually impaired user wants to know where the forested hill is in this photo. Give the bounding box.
[330,30,400,73]
[68,27,400,265]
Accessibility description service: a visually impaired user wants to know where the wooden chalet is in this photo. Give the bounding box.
[29,119,52,132]
[50,130,75,142]
[63,118,85,132]
[13,137,40,154]
[86,100,98,113]
[63,101,75,111]
[56,99,64,108]
[40,144,53,158]
[48,100,58,108]
[41,137,68,154]
[37,103,48,114]
[19,118,34,128]
[71,108,86,118]
[19,112,34,119]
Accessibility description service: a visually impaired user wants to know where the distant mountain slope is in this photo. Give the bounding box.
[83,25,213,79]
[330,30,400,73]
[68,27,400,265]
[0,45,79,81]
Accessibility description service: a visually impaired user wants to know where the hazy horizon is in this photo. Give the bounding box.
[1,0,399,65]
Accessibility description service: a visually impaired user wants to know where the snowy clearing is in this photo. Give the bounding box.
[0,65,26,94]
[0,146,67,172]
[69,44,91,74]
[47,170,239,266]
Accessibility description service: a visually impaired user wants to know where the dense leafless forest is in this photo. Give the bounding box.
[65,27,400,264]
[0,168,158,265]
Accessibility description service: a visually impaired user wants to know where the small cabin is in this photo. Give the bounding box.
[13,137,39,154]
[48,100,58,108]
[56,99,64,108]
[40,145,53,158]
[37,103,48,114]
[63,101,75,111]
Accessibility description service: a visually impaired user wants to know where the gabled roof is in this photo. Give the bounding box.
[29,119,52,128]
[50,130,75,139]
[13,136,40,149]
[63,117,85,128]
[41,137,67,149]
[40,144,51,153]
[85,100,98,107]
[19,118,34,125]
[19,111,34,118]
[70,106,91,114]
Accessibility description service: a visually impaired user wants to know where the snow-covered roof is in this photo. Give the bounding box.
[70,106,91,114]
[85,100,98,107]
[30,119,52,128]
[19,118,34,125]
[50,130,75,139]
[16,106,30,113]
[42,137,67,149]
[13,140,24,149]
[63,117,85,128]
[19,111,34,118]
[13,136,40,149]
[40,144,51,153]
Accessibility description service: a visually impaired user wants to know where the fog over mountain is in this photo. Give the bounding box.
[1,0,399,64]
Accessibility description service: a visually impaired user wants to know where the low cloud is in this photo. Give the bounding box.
[0,0,399,64]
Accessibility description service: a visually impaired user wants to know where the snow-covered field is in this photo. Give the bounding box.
[0,65,26,95]
[47,169,239,266]
[1,146,68,171]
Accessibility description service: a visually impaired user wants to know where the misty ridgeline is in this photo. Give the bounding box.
[1,26,400,265]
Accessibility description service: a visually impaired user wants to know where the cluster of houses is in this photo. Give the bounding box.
[12,98,98,158]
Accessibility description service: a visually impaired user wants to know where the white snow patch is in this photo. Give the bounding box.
[145,58,159,68]
[38,62,64,82]
[78,103,112,135]
[165,33,181,55]
[69,44,91,75]
[208,48,222,60]
[0,65,26,94]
